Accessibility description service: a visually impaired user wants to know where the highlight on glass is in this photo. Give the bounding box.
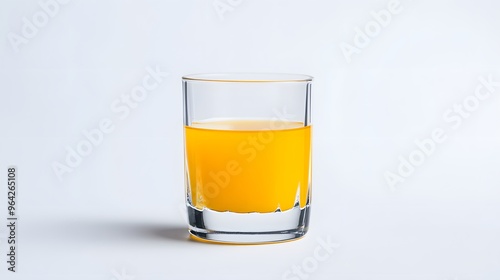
[182,73,312,244]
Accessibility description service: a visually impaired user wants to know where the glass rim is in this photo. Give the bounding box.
[182,73,313,83]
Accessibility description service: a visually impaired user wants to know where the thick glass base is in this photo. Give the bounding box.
[187,204,310,244]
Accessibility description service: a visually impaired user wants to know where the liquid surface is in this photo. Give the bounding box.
[185,120,311,213]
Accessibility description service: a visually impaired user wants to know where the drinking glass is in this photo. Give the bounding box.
[182,73,312,244]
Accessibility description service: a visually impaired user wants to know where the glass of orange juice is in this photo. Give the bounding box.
[182,73,312,244]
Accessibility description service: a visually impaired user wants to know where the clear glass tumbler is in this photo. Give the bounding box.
[182,73,313,244]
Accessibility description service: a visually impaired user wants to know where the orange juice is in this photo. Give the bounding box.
[184,120,311,213]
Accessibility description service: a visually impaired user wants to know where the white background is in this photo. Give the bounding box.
[1,0,500,279]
